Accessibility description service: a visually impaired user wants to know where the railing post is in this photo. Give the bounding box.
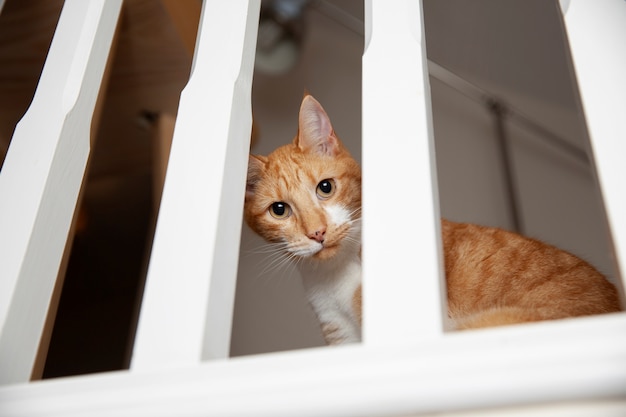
[131,0,260,371]
[560,0,626,299]
[0,0,122,385]
[362,0,447,345]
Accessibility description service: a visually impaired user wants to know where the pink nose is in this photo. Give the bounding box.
[308,227,326,243]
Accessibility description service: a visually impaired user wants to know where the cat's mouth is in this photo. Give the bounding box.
[309,226,356,260]
[288,226,353,260]
[311,242,340,260]
[288,241,339,260]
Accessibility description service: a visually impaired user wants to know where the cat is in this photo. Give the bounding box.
[244,94,622,345]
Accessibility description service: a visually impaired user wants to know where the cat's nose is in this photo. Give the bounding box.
[308,227,326,243]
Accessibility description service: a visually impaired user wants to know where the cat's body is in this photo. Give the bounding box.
[245,95,622,345]
[442,220,621,329]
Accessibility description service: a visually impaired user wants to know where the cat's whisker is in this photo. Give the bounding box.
[247,237,362,283]
[252,246,302,282]
[346,207,362,219]
[343,235,361,245]
[341,237,362,253]
[244,241,289,257]
[258,250,292,275]
[251,240,289,251]
[346,215,362,226]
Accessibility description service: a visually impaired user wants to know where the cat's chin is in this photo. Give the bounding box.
[311,244,340,260]
[289,244,340,261]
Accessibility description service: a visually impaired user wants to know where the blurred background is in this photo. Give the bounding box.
[0,0,617,377]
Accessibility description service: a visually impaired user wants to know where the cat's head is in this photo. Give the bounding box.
[244,95,361,262]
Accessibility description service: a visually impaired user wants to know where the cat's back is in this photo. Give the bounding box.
[441,219,622,328]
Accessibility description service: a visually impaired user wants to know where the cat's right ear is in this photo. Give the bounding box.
[246,154,267,199]
[296,95,340,157]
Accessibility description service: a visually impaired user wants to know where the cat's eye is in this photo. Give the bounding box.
[316,179,335,199]
[269,202,292,219]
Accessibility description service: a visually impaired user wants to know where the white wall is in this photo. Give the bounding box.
[424,0,616,282]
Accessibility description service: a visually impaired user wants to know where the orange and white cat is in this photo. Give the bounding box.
[244,95,622,345]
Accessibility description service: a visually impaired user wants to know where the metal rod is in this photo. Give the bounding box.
[489,99,524,233]
[428,60,589,166]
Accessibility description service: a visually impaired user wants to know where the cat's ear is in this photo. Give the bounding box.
[246,154,267,199]
[296,95,340,156]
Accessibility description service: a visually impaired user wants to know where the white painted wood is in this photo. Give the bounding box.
[2,314,626,416]
[560,0,626,297]
[131,0,260,370]
[0,0,121,385]
[362,0,447,345]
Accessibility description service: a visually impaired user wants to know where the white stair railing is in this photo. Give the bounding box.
[130,0,260,372]
[362,0,447,345]
[0,0,122,385]
[561,0,626,297]
[0,1,625,416]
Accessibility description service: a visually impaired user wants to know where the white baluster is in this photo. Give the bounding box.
[0,0,122,385]
[561,0,626,299]
[362,0,447,345]
[131,0,260,371]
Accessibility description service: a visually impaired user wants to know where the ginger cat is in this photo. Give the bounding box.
[244,95,622,345]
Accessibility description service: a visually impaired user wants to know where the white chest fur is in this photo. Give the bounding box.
[298,251,362,344]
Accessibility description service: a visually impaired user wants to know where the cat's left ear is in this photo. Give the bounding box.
[246,154,267,200]
[296,95,340,156]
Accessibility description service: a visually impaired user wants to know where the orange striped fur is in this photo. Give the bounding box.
[244,95,622,345]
